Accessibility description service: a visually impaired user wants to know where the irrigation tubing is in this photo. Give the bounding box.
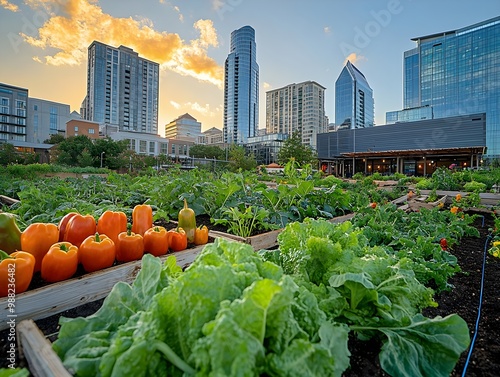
[461,215,492,377]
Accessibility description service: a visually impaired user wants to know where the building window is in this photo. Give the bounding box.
[50,106,58,133]
[74,126,79,132]
[88,128,95,134]
[149,141,155,154]
[34,105,38,111]
[139,140,147,154]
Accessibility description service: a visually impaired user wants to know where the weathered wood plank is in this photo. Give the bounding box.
[247,229,282,250]
[329,213,355,223]
[17,319,71,377]
[0,195,20,205]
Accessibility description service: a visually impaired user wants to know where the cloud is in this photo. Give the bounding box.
[323,26,331,34]
[173,5,183,22]
[185,101,221,117]
[344,52,366,65]
[0,0,19,12]
[170,100,181,109]
[212,0,224,10]
[263,82,271,89]
[19,0,223,87]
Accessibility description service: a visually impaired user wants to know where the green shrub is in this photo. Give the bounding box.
[415,178,434,190]
[463,181,487,193]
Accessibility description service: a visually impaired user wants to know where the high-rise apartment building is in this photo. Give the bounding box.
[266,81,328,150]
[387,16,500,158]
[335,61,374,129]
[83,41,159,135]
[0,83,28,142]
[223,26,259,145]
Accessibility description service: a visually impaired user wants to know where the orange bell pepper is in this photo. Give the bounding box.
[194,225,209,246]
[58,212,79,242]
[143,226,169,257]
[79,233,116,273]
[132,204,153,236]
[97,210,127,245]
[0,250,35,297]
[116,225,144,262]
[63,214,97,248]
[41,242,79,283]
[21,222,59,272]
[168,227,188,252]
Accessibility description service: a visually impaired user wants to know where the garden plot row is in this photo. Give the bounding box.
[1,211,357,333]
[391,190,500,212]
[8,203,493,376]
[0,232,233,332]
[5,211,359,376]
[5,190,498,332]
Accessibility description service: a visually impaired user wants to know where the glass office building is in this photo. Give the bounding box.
[84,41,159,134]
[223,26,259,145]
[400,16,500,158]
[335,60,374,129]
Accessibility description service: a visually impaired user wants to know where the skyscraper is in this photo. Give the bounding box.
[84,41,159,135]
[223,26,259,145]
[388,16,500,158]
[266,81,328,150]
[335,60,374,129]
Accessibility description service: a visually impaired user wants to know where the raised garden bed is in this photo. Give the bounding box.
[0,231,229,332]
[1,211,499,376]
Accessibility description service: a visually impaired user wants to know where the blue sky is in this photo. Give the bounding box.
[0,0,498,136]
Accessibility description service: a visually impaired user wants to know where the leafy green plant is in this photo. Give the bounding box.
[214,205,278,237]
[463,180,486,193]
[265,217,470,377]
[54,241,350,377]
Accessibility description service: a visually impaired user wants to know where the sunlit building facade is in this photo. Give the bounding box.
[27,98,70,143]
[389,16,500,158]
[266,81,328,150]
[223,25,259,145]
[84,41,159,135]
[335,61,374,129]
[0,83,27,142]
[165,113,202,142]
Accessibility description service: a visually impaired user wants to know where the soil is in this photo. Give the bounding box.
[1,212,499,376]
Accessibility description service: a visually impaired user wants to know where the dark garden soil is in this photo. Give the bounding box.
[344,211,500,377]
[1,212,499,376]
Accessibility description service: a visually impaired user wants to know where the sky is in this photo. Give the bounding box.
[0,0,499,137]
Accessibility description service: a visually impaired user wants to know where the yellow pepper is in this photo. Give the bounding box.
[194,225,209,246]
[178,199,196,244]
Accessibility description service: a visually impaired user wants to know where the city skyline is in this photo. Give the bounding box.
[0,0,498,137]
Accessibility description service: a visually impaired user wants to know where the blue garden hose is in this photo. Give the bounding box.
[461,215,492,377]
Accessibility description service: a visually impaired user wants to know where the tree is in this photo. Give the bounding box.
[44,134,65,144]
[228,144,257,172]
[54,135,94,166]
[189,145,225,160]
[277,132,317,167]
[0,143,17,165]
[92,137,129,169]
